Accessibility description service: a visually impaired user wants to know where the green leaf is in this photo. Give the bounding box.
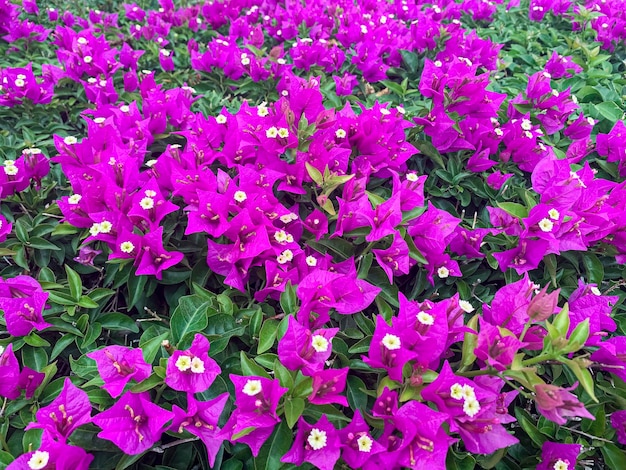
[50,334,77,361]
[552,303,570,337]
[80,322,102,349]
[51,223,80,236]
[284,398,305,428]
[273,360,294,389]
[514,407,548,446]
[257,319,279,354]
[21,346,48,371]
[23,332,50,348]
[601,443,626,470]
[240,351,270,378]
[279,282,297,315]
[567,318,590,351]
[98,313,139,333]
[582,253,604,285]
[595,102,623,122]
[446,452,476,470]
[77,295,99,309]
[496,201,528,219]
[130,374,164,393]
[560,357,598,402]
[127,272,148,310]
[139,329,170,364]
[170,296,211,345]
[116,453,145,470]
[347,375,368,411]
[28,237,61,251]
[65,265,82,301]
[413,140,445,169]
[305,162,323,185]
[254,421,293,470]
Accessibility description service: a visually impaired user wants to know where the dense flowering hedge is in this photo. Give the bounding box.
[1,0,626,469]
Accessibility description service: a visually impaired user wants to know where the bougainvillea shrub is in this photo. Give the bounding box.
[1,0,626,468]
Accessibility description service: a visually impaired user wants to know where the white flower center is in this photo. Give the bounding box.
[28,451,49,470]
[64,136,77,145]
[305,256,317,267]
[450,383,464,400]
[463,398,481,417]
[277,128,289,138]
[216,114,227,124]
[462,384,476,400]
[553,459,569,470]
[417,311,434,326]
[459,300,474,313]
[357,434,373,452]
[243,379,263,396]
[538,218,553,232]
[234,190,247,203]
[311,335,329,352]
[437,266,450,278]
[382,333,401,350]
[307,428,327,450]
[277,249,294,264]
[548,208,560,220]
[4,165,18,176]
[406,172,419,182]
[99,221,112,233]
[190,357,205,373]
[140,197,154,210]
[279,212,298,223]
[335,129,346,139]
[120,241,135,253]
[266,126,278,138]
[175,355,192,371]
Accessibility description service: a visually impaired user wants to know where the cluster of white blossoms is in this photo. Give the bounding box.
[538,207,561,233]
[175,355,205,374]
[277,249,294,264]
[268,127,289,138]
[279,212,298,224]
[89,220,113,236]
[274,229,294,244]
[450,382,481,417]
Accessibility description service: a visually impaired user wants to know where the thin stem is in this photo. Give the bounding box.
[519,322,531,343]
[498,373,532,399]
[560,426,613,444]
[522,353,554,367]
[154,383,167,404]
[457,368,495,378]
[151,437,199,453]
